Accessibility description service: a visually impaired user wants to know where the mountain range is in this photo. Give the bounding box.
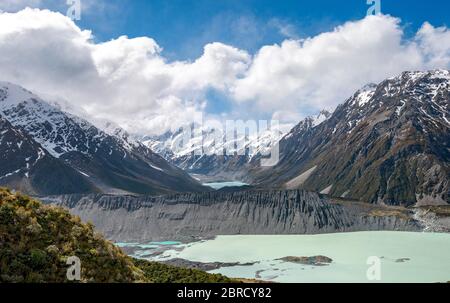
[140,121,288,181]
[248,70,449,206]
[0,70,449,206]
[0,82,206,196]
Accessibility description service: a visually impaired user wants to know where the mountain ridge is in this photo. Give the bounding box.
[42,189,424,242]
[0,82,207,195]
[249,70,450,206]
[142,111,331,182]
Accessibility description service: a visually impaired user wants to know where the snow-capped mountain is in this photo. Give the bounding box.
[249,70,449,206]
[140,122,288,181]
[0,82,206,195]
[0,115,95,194]
[283,110,332,140]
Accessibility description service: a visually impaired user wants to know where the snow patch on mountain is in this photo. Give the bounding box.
[0,82,144,159]
[354,84,377,107]
[284,110,332,140]
[250,70,450,205]
[0,81,206,194]
[143,123,285,160]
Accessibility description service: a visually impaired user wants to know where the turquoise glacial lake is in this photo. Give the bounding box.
[134,232,450,283]
[203,181,249,190]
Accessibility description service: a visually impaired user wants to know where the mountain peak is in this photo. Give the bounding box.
[284,109,332,140]
[400,69,450,79]
[251,70,449,206]
[0,81,206,195]
[0,81,38,107]
[313,110,332,127]
[350,83,377,107]
[385,69,450,88]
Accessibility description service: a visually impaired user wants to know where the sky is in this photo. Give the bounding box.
[0,0,449,135]
[83,0,450,60]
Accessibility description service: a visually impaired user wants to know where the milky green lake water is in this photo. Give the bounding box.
[203,181,248,190]
[145,232,450,283]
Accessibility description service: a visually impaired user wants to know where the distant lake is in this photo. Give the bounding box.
[203,181,249,190]
[125,232,450,283]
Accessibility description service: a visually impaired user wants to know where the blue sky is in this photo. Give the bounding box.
[75,0,450,60]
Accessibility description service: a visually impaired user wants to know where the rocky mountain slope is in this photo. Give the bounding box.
[43,190,422,242]
[0,116,95,195]
[0,82,206,195]
[249,70,450,206]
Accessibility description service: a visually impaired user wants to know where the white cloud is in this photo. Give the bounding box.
[268,18,299,39]
[0,8,250,135]
[231,15,449,114]
[0,9,449,135]
[415,22,450,67]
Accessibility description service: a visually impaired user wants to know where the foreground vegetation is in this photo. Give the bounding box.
[0,188,235,283]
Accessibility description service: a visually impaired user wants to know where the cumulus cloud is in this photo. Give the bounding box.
[0,8,250,134]
[231,15,449,114]
[415,22,450,67]
[0,9,449,135]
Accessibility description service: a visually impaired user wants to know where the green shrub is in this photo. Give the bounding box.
[29,249,47,269]
[0,188,236,283]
